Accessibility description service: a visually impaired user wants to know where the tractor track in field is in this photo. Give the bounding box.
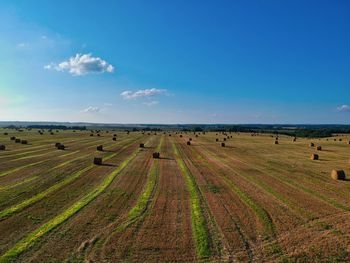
[0,136,143,220]
[180,137,287,261]
[177,138,254,262]
[0,136,150,262]
[172,141,225,261]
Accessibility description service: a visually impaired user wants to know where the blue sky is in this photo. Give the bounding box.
[1,0,350,124]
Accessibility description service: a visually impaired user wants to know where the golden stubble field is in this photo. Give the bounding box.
[0,128,349,262]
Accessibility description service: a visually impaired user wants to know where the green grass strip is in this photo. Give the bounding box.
[116,137,163,232]
[0,138,139,220]
[172,143,211,259]
[0,143,143,262]
[194,146,286,258]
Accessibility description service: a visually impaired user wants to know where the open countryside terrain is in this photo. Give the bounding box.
[0,128,350,262]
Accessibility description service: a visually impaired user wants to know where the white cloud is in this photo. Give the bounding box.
[82,106,100,113]
[16,42,29,48]
[337,105,350,112]
[104,102,113,106]
[144,101,159,106]
[45,53,114,76]
[120,88,167,100]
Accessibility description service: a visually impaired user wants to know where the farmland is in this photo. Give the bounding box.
[0,129,350,262]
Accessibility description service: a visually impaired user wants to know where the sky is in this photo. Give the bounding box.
[0,0,350,124]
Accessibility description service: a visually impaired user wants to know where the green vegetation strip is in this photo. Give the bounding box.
[0,142,144,262]
[172,143,211,259]
[116,137,163,232]
[0,138,139,220]
[193,147,285,258]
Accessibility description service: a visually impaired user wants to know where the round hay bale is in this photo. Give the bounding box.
[97,134,101,137]
[316,146,322,151]
[93,157,102,165]
[0,145,6,151]
[112,137,116,141]
[15,139,21,143]
[180,135,183,138]
[189,138,192,141]
[90,134,94,137]
[113,134,117,137]
[4,132,8,135]
[221,142,225,147]
[310,142,315,147]
[169,134,171,137]
[223,138,226,141]
[58,144,65,150]
[187,141,191,145]
[139,143,145,148]
[152,152,160,159]
[348,141,350,145]
[339,139,342,142]
[97,145,103,151]
[10,136,16,141]
[310,153,319,160]
[55,142,61,148]
[216,138,219,142]
[331,170,346,180]
[274,140,279,145]
[195,135,198,137]
[292,138,296,142]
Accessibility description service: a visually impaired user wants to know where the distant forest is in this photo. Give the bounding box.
[2,122,350,138]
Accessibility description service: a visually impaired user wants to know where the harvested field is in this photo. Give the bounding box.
[0,129,350,262]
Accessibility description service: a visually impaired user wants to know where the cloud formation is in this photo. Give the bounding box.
[82,106,100,113]
[120,88,166,100]
[144,101,159,106]
[45,53,114,76]
[337,105,350,112]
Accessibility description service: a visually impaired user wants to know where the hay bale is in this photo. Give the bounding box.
[180,135,183,138]
[169,134,172,137]
[97,134,101,137]
[15,139,21,143]
[187,141,191,145]
[21,140,28,145]
[223,138,226,141]
[55,142,61,148]
[339,139,342,142]
[221,142,225,147]
[310,142,314,147]
[153,152,160,158]
[112,137,116,141]
[331,170,346,180]
[292,138,296,142]
[90,134,94,137]
[348,141,350,145]
[10,136,16,141]
[334,139,337,141]
[113,134,117,137]
[96,145,103,151]
[58,144,65,150]
[195,135,198,137]
[139,143,145,148]
[93,157,102,165]
[274,140,279,144]
[310,153,319,160]
[316,146,322,151]
[216,138,219,142]
[4,132,8,135]
[189,138,192,141]
[0,145,5,151]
